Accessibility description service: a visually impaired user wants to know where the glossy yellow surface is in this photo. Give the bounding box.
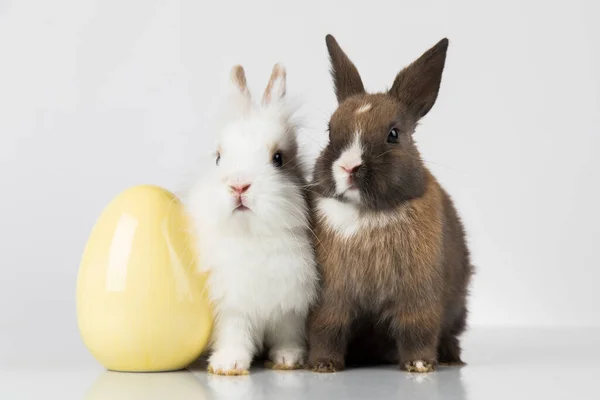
[77,185,213,372]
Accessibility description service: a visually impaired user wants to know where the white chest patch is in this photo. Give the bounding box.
[316,197,404,239]
[316,197,361,237]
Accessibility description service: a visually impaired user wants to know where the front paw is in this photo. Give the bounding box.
[308,358,344,373]
[403,360,435,373]
[208,349,251,376]
[266,347,305,370]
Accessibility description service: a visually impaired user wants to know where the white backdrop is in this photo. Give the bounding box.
[1,0,599,365]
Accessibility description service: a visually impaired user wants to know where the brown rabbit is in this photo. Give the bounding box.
[306,35,473,373]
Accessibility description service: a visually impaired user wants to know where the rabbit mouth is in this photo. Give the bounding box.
[341,186,361,204]
[343,183,359,194]
[234,204,250,213]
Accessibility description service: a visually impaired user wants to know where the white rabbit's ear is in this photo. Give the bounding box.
[262,63,286,106]
[228,64,252,113]
[231,65,250,96]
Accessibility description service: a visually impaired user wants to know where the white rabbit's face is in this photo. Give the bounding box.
[214,112,299,218]
[191,64,308,235]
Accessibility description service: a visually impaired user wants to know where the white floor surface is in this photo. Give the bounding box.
[1,328,598,399]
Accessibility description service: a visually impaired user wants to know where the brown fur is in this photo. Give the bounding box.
[307,35,473,372]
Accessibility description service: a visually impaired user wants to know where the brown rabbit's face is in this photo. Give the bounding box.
[313,35,449,211]
[314,94,425,211]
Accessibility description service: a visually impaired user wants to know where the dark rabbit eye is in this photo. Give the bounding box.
[216,153,221,166]
[387,128,399,144]
[272,152,283,168]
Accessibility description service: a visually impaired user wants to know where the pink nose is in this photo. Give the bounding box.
[341,164,361,175]
[230,184,251,195]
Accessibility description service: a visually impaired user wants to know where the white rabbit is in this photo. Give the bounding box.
[186,64,318,375]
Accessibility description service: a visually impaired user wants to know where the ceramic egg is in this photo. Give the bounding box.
[76,185,212,372]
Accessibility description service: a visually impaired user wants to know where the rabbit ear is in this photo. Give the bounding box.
[326,34,365,103]
[230,64,251,99]
[262,63,286,106]
[389,38,449,120]
[227,64,252,114]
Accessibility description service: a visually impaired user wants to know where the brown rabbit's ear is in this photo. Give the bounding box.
[326,34,365,103]
[262,63,286,106]
[389,38,449,120]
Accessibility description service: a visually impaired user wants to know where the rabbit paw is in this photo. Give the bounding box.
[403,360,435,373]
[266,347,305,370]
[208,349,251,376]
[308,358,343,373]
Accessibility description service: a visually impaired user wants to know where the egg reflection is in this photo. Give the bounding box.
[85,370,208,400]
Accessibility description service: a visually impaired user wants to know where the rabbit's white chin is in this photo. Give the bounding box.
[223,204,307,237]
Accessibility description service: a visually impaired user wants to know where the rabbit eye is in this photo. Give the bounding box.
[387,128,399,144]
[272,152,283,168]
[216,153,221,166]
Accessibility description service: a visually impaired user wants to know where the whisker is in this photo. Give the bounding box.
[421,159,466,174]
[373,149,395,160]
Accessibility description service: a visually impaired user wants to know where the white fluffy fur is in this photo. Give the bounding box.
[186,65,317,373]
[315,197,407,239]
[332,132,363,204]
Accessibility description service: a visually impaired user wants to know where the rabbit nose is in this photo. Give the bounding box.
[341,163,361,175]
[230,184,251,195]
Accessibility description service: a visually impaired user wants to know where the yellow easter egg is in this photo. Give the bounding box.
[76,185,213,372]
